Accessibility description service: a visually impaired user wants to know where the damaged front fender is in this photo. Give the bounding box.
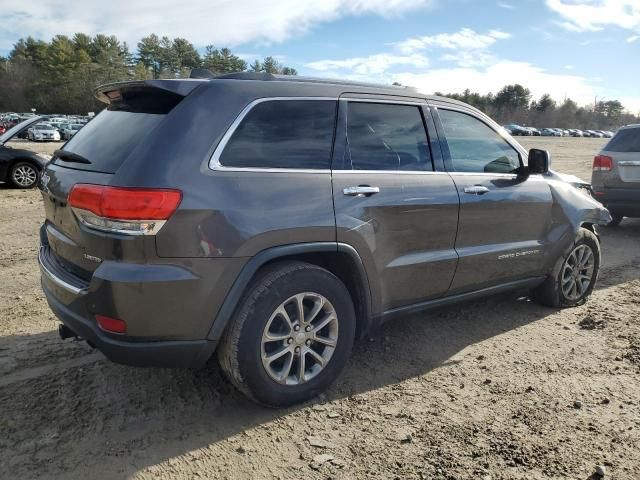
[548,178,612,230]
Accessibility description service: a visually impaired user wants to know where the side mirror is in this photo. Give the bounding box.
[528,148,550,174]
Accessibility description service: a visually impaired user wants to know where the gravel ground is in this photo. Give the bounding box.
[1,137,639,480]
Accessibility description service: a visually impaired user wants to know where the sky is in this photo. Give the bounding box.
[0,0,639,113]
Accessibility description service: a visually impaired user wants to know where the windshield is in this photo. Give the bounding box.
[35,124,55,130]
[0,116,42,144]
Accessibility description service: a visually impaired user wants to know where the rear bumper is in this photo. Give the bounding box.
[43,283,214,368]
[593,187,640,217]
[38,244,226,368]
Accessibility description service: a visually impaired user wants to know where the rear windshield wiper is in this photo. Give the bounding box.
[54,149,92,164]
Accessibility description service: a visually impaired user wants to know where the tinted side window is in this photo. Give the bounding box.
[344,102,432,171]
[604,129,640,152]
[439,109,521,174]
[219,100,336,169]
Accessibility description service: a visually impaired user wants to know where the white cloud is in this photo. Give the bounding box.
[394,61,640,113]
[564,64,574,70]
[0,0,434,50]
[306,53,429,76]
[497,2,515,9]
[546,0,640,32]
[628,35,640,43]
[394,28,511,54]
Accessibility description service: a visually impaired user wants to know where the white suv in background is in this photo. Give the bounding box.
[592,124,640,225]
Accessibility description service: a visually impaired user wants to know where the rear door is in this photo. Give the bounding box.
[332,97,460,313]
[431,103,554,293]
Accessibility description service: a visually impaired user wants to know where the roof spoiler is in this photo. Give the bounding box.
[95,80,203,105]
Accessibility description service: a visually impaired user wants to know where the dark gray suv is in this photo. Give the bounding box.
[38,74,611,406]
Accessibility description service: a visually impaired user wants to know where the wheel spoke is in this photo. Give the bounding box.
[276,306,293,331]
[580,250,593,269]
[306,348,325,367]
[295,294,305,324]
[313,335,337,348]
[306,296,325,324]
[297,349,306,383]
[264,346,291,364]
[264,331,290,342]
[278,352,294,381]
[313,313,335,333]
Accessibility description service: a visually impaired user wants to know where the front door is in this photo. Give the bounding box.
[432,105,554,293]
[332,98,460,314]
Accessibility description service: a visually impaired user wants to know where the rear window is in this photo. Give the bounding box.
[604,128,640,152]
[219,100,336,169]
[55,111,164,173]
[54,86,183,173]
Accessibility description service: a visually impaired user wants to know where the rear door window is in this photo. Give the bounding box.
[341,102,433,171]
[218,100,336,169]
[604,128,640,152]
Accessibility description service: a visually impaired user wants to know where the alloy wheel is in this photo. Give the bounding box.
[12,165,38,188]
[261,292,338,385]
[561,244,595,301]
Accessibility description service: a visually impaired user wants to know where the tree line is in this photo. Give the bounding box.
[1,33,638,130]
[435,84,639,131]
[0,34,297,114]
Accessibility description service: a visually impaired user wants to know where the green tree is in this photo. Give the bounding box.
[203,46,246,73]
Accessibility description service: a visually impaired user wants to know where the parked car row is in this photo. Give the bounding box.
[1,112,91,142]
[504,124,614,138]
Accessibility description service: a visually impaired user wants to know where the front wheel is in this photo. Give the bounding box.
[217,261,356,407]
[532,227,600,308]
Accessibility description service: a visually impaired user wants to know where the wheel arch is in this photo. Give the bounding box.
[207,242,375,345]
[9,156,43,172]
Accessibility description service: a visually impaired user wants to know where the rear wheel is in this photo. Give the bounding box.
[9,162,39,189]
[217,261,356,407]
[532,227,600,308]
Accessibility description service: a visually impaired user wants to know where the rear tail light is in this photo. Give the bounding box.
[96,315,126,334]
[68,184,182,235]
[593,155,613,172]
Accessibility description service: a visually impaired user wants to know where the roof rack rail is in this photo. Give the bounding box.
[188,69,418,91]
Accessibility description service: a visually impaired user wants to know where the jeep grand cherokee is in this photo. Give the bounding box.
[38,73,611,406]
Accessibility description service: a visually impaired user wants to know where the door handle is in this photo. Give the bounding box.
[463,185,490,195]
[343,186,380,197]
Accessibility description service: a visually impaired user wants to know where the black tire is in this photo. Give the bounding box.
[532,227,600,308]
[9,161,40,189]
[607,213,624,227]
[217,261,356,407]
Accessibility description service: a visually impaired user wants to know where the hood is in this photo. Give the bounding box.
[0,116,43,145]
[547,169,590,187]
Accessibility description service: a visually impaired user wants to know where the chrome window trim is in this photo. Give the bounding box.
[333,170,447,175]
[341,97,427,106]
[209,97,337,173]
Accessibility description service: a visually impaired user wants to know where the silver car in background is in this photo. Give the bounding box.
[592,124,640,225]
[61,123,84,140]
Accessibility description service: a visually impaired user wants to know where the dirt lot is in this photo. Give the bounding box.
[1,137,639,480]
